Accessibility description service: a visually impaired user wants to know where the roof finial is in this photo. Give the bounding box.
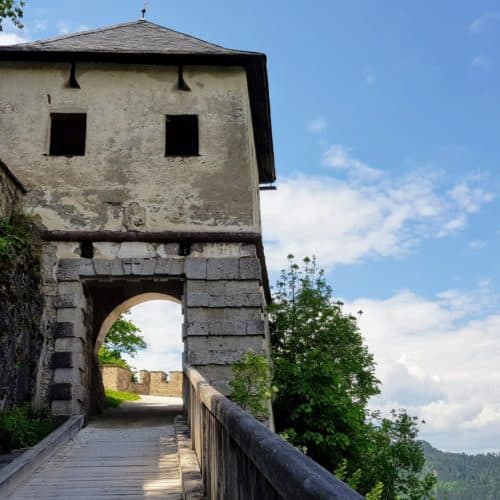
[141,0,148,20]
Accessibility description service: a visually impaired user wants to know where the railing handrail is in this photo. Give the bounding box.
[184,364,363,500]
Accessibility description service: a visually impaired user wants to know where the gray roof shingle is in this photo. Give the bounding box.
[0,20,257,56]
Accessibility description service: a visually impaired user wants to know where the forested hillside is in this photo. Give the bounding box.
[423,441,500,499]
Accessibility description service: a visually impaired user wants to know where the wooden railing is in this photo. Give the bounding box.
[183,365,363,500]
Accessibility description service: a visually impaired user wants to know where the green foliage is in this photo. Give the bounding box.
[356,410,437,499]
[98,346,131,370]
[270,256,436,499]
[270,256,380,470]
[229,351,276,419]
[102,314,146,358]
[0,0,25,29]
[422,440,500,499]
[0,213,39,262]
[366,482,385,500]
[104,390,140,408]
[0,404,55,453]
[97,313,146,369]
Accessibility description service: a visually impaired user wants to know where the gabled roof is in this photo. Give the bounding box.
[0,20,276,183]
[2,20,255,56]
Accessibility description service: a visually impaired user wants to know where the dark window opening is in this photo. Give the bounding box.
[165,115,198,156]
[80,241,94,259]
[50,113,86,156]
[178,242,191,256]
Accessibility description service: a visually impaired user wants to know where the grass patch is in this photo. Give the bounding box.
[105,390,140,408]
[0,405,56,453]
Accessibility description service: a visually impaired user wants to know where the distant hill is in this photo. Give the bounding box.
[422,441,500,499]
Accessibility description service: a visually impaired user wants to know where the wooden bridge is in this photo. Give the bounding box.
[4,367,362,500]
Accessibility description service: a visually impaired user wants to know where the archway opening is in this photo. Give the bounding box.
[84,279,185,416]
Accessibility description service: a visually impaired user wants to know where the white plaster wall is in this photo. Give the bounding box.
[0,62,260,233]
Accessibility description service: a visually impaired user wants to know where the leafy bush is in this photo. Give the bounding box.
[229,351,276,420]
[0,404,55,453]
[0,212,40,262]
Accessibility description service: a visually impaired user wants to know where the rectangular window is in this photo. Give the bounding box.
[49,113,86,156]
[165,115,199,156]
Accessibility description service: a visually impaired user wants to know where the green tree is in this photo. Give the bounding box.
[229,351,276,420]
[269,256,435,499]
[98,313,146,370]
[270,256,380,470]
[0,0,25,29]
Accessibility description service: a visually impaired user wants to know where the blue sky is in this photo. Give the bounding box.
[2,0,500,453]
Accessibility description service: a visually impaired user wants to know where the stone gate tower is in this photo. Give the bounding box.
[0,20,275,417]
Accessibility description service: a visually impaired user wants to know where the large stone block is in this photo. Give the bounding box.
[55,282,86,308]
[93,259,112,275]
[223,292,262,308]
[53,322,74,338]
[78,258,95,276]
[206,258,240,280]
[187,307,247,322]
[157,243,180,257]
[109,259,125,276]
[120,257,157,276]
[156,257,184,276]
[195,365,234,395]
[54,368,83,385]
[184,258,207,279]
[239,257,262,280]
[56,259,80,281]
[51,352,72,369]
[55,337,84,353]
[49,383,72,400]
[185,336,266,365]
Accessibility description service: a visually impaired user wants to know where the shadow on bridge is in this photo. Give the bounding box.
[90,395,183,428]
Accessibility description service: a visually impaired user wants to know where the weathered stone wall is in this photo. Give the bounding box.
[0,160,25,216]
[0,229,43,410]
[0,246,43,410]
[0,63,260,233]
[0,167,43,410]
[101,366,183,397]
[148,371,182,397]
[131,370,151,395]
[101,365,131,392]
[39,240,269,417]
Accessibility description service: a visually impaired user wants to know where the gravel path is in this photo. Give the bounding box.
[10,396,184,500]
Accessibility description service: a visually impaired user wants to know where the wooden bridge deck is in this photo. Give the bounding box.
[9,396,184,500]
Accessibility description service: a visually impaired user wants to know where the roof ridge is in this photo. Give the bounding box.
[22,20,143,47]
[139,20,238,52]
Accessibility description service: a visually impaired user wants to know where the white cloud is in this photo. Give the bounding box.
[261,169,493,271]
[56,21,90,36]
[124,300,184,373]
[363,67,377,86]
[449,182,493,213]
[346,286,500,452]
[33,19,48,32]
[0,31,27,46]
[307,117,328,133]
[468,240,487,250]
[56,21,71,35]
[472,55,493,68]
[469,13,500,33]
[323,144,382,180]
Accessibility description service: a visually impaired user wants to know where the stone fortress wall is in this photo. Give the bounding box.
[0,159,25,216]
[101,365,183,397]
